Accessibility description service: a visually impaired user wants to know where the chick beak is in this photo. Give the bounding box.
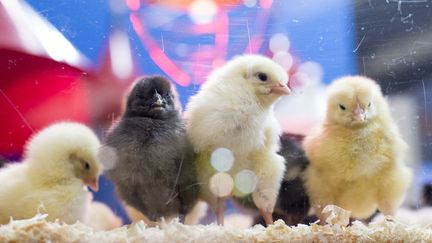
[353,103,365,122]
[153,91,163,107]
[84,177,99,192]
[155,96,163,106]
[270,82,291,95]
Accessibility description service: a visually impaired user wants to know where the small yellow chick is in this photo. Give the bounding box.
[185,54,290,225]
[0,122,101,224]
[303,76,412,223]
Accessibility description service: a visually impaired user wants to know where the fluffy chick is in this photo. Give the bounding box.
[184,54,290,225]
[303,76,412,223]
[234,133,310,226]
[104,76,199,223]
[0,122,100,224]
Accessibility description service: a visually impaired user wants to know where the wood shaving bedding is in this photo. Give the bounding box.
[1,213,431,242]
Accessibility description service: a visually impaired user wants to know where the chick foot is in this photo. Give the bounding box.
[259,208,274,226]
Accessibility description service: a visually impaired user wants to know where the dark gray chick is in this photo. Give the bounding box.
[104,76,199,222]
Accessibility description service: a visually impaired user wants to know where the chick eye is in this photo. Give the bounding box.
[256,72,268,82]
[84,162,90,170]
[154,91,162,98]
[339,104,346,110]
[368,102,371,107]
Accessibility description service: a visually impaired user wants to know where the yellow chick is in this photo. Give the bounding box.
[0,122,101,224]
[185,54,290,225]
[303,76,412,223]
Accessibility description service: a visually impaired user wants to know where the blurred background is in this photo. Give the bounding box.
[0,0,431,226]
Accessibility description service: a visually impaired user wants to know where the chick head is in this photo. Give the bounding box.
[25,122,101,191]
[125,76,177,119]
[326,76,383,128]
[217,54,290,105]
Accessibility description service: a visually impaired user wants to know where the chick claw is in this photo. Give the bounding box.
[259,209,274,226]
[253,189,277,225]
[252,189,277,213]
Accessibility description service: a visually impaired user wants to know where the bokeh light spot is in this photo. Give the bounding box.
[188,0,218,25]
[97,145,118,170]
[272,51,293,70]
[297,61,324,85]
[209,172,234,197]
[210,147,234,172]
[235,169,258,194]
[269,33,290,53]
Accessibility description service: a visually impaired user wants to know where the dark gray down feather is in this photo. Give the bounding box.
[104,76,199,222]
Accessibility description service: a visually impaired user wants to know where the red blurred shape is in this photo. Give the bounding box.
[0,1,93,157]
[0,49,89,156]
[84,29,139,127]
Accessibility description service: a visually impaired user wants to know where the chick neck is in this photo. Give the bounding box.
[256,94,281,108]
[124,107,179,121]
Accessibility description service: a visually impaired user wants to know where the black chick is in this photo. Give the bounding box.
[423,183,432,206]
[271,133,310,225]
[0,155,6,168]
[104,76,199,222]
[234,133,310,226]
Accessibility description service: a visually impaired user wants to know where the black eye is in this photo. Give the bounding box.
[154,91,162,98]
[136,94,148,103]
[256,72,268,82]
[368,102,371,107]
[339,104,346,110]
[84,162,90,170]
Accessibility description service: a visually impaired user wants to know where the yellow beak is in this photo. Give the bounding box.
[353,103,365,122]
[84,176,99,192]
[270,82,291,95]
